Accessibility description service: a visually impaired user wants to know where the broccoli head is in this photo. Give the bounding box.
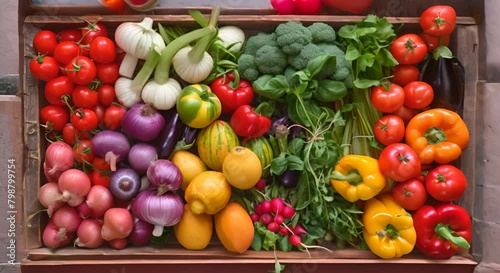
[307,22,336,44]
[287,43,325,71]
[275,21,313,55]
[255,45,288,75]
[237,54,260,81]
[243,32,278,55]
[316,43,351,81]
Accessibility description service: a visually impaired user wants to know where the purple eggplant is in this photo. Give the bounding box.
[180,125,199,146]
[278,169,300,188]
[157,110,183,159]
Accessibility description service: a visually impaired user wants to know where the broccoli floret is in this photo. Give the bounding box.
[287,44,325,70]
[237,54,260,81]
[243,32,277,55]
[254,45,288,75]
[343,74,354,89]
[275,21,313,55]
[316,43,351,81]
[284,66,296,81]
[307,22,336,44]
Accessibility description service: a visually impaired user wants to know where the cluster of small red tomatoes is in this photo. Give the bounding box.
[30,21,125,186]
[369,6,465,211]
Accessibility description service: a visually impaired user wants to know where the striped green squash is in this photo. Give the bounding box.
[244,137,275,178]
[197,120,240,171]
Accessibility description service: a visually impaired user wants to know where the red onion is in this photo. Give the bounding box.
[92,130,131,171]
[44,141,75,181]
[128,143,157,174]
[130,190,183,237]
[121,103,165,142]
[75,219,104,249]
[129,218,154,246]
[79,185,114,218]
[38,182,65,217]
[58,169,91,207]
[101,207,134,241]
[109,168,141,201]
[146,160,182,195]
[140,175,151,192]
[52,205,83,234]
[43,220,75,249]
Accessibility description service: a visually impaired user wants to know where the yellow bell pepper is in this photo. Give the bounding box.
[330,155,387,202]
[363,193,416,259]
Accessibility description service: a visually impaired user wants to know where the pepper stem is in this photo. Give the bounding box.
[330,170,363,186]
[424,127,447,144]
[377,224,400,240]
[435,223,471,250]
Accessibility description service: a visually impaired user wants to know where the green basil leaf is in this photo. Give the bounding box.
[251,229,263,251]
[353,78,380,89]
[279,236,292,252]
[286,155,304,171]
[433,45,454,59]
[306,54,336,78]
[345,44,361,61]
[287,138,305,155]
[270,153,288,176]
[338,25,356,40]
[313,80,347,102]
[252,75,289,99]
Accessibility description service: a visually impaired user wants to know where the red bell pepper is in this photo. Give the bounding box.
[413,203,472,259]
[230,103,271,140]
[210,73,254,115]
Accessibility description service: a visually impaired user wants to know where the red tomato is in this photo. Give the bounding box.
[370,83,405,113]
[270,0,296,15]
[420,5,457,36]
[96,84,117,107]
[321,0,373,14]
[40,105,70,132]
[92,104,106,128]
[425,164,467,202]
[392,65,420,87]
[53,41,83,65]
[100,0,127,14]
[390,104,418,122]
[62,123,90,145]
[96,62,120,84]
[294,0,323,15]
[103,105,127,130]
[90,170,111,187]
[89,36,117,64]
[373,115,405,146]
[65,56,97,85]
[81,22,109,45]
[392,178,427,211]
[33,30,58,56]
[93,157,111,171]
[71,109,99,132]
[44,76,75,106]
[72,85,99,109]
[29,55,60,82]
[74,139,95,163]
[57,29,83,43]
[390,34,428,65]
[420,32,451,52]
[403,81,434,109]
[379,143,422,182]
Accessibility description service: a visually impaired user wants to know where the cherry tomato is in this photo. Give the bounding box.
[92,104,106,128]
[420,32,451,52]
[100,0,127,14]
[403,81,434,109]
[390,34,428,65]
[71,108,99,132]
[392,178,427,211]
[72,85,99,109]
[81,22,109,45]
[392,65,420,87]
[89,36,117,64]
[103,105,127,130]
[40,105,70,132]
[370,83,405,113]
[65,56,97,85]
[96,62,120,84]
[420,5,457,36]
[90,170,111,187]
[29,55,60,82]
[390,104,418,122]
[294,0,322,15]
[33,30,58,56]
[373,115,405,146]
[378,143,422,182]
[93,157,111,171]
[96,84,117,106]
[57,29,83,43]
[425,164,467,202]
[44,76,74,106]
[62,123,90,145]
[74,139,95,163]
[53,41,83,65]
[270,0,296,15]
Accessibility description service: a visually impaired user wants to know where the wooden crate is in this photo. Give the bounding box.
[19,2,480,272]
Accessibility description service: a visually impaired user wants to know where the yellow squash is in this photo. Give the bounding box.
[184,171,232,215]
[222,146,262,190]
[174,204,213,250]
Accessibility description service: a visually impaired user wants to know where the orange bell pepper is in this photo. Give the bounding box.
[405,108,469,164]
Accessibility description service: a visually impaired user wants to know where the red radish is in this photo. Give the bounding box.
[52,205,83,234]
[255,203,263,215]
[270,0,296,15]
[267,222,280,233]
[291,223,308,235]
[108,238,128,249]
[101,208,134,241]
[274,214,284,225]
[75,219,104,249]
[279,226,289,236]
[250,213,260,223]
[260,200,272,214]
[260,213,273,225]
[254,178,267,191]
[44,141,75,181]
[38,182,65,217]
[289,234,302,246]
[44,162,64,182]
[270,197,285,214]
[282,205,296,219]
[43,220,75,249]
[84,185,114,218]
[294,0,323,15]
[58,169,92,207]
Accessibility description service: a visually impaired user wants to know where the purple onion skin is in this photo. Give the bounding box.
[109,168,141,201]
[122,103,165,142]
[92,130,131,160]
[130,190,184,237]
[129,219,155,246]
[128,143,157,175]
[146,160,182,194]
